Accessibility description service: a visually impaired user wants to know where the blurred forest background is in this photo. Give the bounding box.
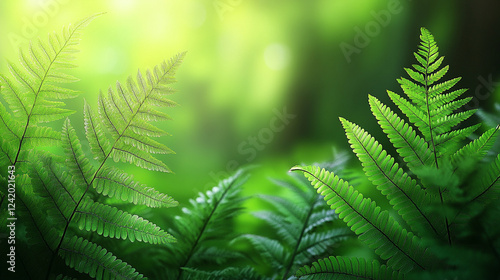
[1,0,499,259]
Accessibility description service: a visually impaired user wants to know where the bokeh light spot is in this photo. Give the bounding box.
[264,43,290,70]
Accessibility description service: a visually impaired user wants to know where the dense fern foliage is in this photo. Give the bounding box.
[0,15,97,174]
[160,170,254,280]
[0,17,183,279]
[292,28,500,279]
[241,156,352,280]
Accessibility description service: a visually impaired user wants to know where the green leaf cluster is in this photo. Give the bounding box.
[242,156,353,280]
[292,28,500,280]
[0,15,183,279]
[160,169,257,280]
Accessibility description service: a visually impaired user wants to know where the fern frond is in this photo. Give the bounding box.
[84,100,112,161]
[369,94,433,170]
[162,170,248,279]
[468,154,500,203]
[89,52,185,173]
[241,161,351,279]
[16,172,62,250]
[291,165,430,273]
[62,118,95,186]
[0,14,99,168]
[242,234,287,269]
[180,266,260,280]
[393,27,477,164]
[74,198,176,244]
[451,126,499,166]
[340,118,441,238]
[295,256,404,280]
[94,166,178,208]
[29,156,77,223]
[477,104,500,129]
[59,235,145,280]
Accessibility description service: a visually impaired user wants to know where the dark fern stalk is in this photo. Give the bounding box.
[291,28,500,279]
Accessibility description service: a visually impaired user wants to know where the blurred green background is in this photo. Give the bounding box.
[1,0,499,228]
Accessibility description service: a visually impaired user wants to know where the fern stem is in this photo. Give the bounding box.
[282,198,316,280]
[438,191,452,245]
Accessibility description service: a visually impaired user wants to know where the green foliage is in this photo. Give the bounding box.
[292,28,500,279]
[0,15,96,171]
[241,156,352,280]
[0,16,183,279]
[295,256,404,280]
[160,170,254,280]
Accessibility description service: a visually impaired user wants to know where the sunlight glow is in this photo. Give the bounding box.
[264,43,290,71]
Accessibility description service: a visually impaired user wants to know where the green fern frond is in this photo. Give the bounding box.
[84,100,112,161]
[246,234,288,269]
[291,165,430,274]
[451,126,499,166]
[477,103,500,129]
[162,170,248,279]
[295,256,404,280]
[180,266,260,280]
[369,94,433,171]
[340,117,441,238]
[88,53,185,173]
[0,16,184,279]
[393,27,477,164]
[94,166,178,208]
[25,146,174,278]
[468,154,500,203]
[62,118,95,186]
[243,168,351,280]
[16,172,62,250]
[59,235,145,280]
[293,27,500,280]
[74,198,176,244]
[0,14,99,169]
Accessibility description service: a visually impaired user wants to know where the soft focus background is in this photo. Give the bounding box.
[1,0,500,270]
